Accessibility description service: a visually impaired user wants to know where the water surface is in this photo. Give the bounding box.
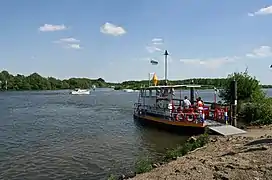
[0,88,271,179]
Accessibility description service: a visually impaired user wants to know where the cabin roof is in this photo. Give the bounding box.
[140,84,202,89]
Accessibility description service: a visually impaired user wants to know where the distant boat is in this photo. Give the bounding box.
[123,89,139,93]
[70,88,90,95]
[123,89,134,93]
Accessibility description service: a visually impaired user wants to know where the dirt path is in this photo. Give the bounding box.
[129,126,272,180]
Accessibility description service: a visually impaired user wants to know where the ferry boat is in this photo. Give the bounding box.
[133,50,229,134]
[133,84,229,134]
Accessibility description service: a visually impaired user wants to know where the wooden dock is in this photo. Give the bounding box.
[205,120,247,136]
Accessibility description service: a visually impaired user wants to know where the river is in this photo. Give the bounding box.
[0,88,272,180]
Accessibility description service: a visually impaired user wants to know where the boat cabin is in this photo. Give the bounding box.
[135,85,201,118]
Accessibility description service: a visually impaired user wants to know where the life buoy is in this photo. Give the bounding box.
[215,109,223,120]
[176,113,185,121]
[219,110,224,120]
[157,100,164,109]
[185,113,197,123]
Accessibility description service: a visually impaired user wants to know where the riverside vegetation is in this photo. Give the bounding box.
[108,71,272,180]
[0,70,272,91]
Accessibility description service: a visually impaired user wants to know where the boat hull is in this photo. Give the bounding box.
[133,114,206,135]
[70,90,90,95]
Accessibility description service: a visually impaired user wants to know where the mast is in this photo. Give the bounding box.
[164,50,169,85]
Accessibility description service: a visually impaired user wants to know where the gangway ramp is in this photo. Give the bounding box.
[208,124,247,136]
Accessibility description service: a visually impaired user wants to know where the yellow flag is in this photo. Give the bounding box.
[152,73,158,86]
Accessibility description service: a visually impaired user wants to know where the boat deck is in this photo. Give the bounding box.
[205,119,246,136]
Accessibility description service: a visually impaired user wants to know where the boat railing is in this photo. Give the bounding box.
[134,100,228,124]
[170,101,229,123]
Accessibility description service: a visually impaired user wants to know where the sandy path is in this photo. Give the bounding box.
[129,126,272,180]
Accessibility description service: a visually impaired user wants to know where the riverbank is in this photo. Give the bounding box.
[128,125,272,180]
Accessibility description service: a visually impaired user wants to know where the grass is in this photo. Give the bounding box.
[135,157,153,174]
[164,133,209,161]
[107,174,117,180]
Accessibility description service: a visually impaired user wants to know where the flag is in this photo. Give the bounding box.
[152,73,158,86]
[150,59,158,65]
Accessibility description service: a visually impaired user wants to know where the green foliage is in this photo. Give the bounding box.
[107,174,117,180]
[262,84,272,88]
[0,70,271,91]
[113,86,122,90]
[0,70,108,90]
[240,97,272,125]
[114,77,270,90]
[135,157,153,174]
[219,71,262,104]
[164,133,209,161]
[118,78,229,90]
[219,71,272,125]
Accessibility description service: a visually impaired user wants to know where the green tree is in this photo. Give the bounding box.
[220,71,272,125]
[0,71,109,91]
[219,71,264,104]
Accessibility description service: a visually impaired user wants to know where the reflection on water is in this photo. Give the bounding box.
[0,88,271,179]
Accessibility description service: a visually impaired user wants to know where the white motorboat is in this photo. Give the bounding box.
[70,88,90,95]
[123,89,135,93]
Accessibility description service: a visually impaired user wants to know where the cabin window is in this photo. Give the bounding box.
[151,90,157,97]
[140,89,157,97]
[140,90,144,97]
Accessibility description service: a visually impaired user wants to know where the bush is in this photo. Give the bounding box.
[220,70,272,125]
[107,174,116,180]
[164,133,209,161]
[240,97,272,125]
[135,157,153,174]
[219,71,263,103]
[113,86,122,90]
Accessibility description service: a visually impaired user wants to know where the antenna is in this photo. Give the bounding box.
[244,65,248,74]
[164,50,169,85]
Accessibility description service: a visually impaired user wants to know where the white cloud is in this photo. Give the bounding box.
[100,22,126,36]
[66,44,81,49]
[248,5,272,16]
[146,38,164,53]
[151,38,163,45]
[246,46,272,58]
[146,46,162,53]
[59,37,80,43]
[39,24,67,32]
[153,42,163,45]
[180,56,238,69]
[53,37,80,44]
[152,38,163,42]
[53,37,81,49]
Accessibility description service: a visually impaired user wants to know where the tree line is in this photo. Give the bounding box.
[0,70,271,91]
[0,70,115,90]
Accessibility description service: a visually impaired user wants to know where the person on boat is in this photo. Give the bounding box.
[170,88,175,96]
[196,97,204,110]
[183,96,191,109]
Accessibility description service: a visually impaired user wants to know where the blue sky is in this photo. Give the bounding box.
[1,0,272,84]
